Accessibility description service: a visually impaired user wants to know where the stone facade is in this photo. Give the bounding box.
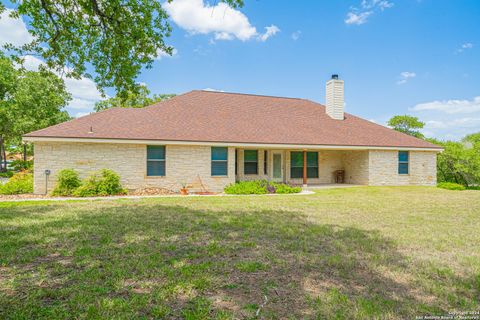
[368,150,437,186]
[33,142,235,194]
[234,148,436,186]
[33,142,438,194]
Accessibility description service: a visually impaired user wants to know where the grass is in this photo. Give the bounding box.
[0,186,479,319]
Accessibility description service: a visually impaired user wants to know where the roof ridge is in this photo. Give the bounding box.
[194,89,307,101]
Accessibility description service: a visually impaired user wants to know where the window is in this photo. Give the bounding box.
[290,151,319,178]
[244,150,258,174]
[212,147,228,176]
[147,146,165,176]
[398,151,409,174]
[264,150,268,175]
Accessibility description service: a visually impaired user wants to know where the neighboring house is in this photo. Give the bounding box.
[24,76,442,194]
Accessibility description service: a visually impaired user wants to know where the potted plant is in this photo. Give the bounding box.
[179,182,189,195]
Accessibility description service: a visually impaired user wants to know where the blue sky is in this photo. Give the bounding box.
[1,0,479,140]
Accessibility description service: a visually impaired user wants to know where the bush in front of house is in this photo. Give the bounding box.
[224,180,268,194]
[73,169,127,197]
[437,182,466,191]
[51,169,82,196]
[271,182,302,194]
[224,180,301,195]
[0,171,33,195]
[0,171,14,178]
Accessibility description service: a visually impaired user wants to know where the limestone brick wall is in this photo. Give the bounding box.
[368,150,437,186]
[342,151,370,184]
[33,142,235,194]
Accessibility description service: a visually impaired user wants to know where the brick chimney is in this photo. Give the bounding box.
[326,74,345,120]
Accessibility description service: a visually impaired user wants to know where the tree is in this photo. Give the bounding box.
[427,134,480,187]
[94,85,175,112]
[387,115,425,138]
[0,52,71,171]
[0,0,243,99]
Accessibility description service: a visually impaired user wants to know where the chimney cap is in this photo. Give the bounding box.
[331,74,339,80]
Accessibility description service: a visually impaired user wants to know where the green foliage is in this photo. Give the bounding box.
[73,169,126,197]
[0,171,14,178]
[272,182,302,194]
[0,171,33,194]
[428,134,480,187]
[0,52,70,171]
[3,0,243,99]
[10,159,33,171]
[224,180,268,194]
[224,180,301,195]
[94,85,175,111]
[437,182,466,191]
[51,169,81,196]
[387,115,425,138]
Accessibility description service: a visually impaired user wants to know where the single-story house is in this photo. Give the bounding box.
[24,76,442,194]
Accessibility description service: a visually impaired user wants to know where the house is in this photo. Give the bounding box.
[23,76,442,194]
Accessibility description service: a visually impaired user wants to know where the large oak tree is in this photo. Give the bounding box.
[0,0,243,100]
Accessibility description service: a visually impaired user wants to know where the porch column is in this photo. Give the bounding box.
[303,149,307,187]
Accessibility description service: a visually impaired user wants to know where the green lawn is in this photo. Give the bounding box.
[0,187,479,319]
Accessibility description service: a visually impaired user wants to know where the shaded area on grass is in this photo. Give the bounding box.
[0,193,479,318]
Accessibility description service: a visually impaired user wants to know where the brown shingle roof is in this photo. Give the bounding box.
[24,90,441,149]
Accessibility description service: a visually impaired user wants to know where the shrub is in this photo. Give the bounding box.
[224,180,301,195]
[437,182,466,191]
[272,182,302,194]
[0,171,33,195]
[224,180,267,195]
[11,159,33,171]
[0,171,14,178]
[51,169,81,196]
[73,169,126,197]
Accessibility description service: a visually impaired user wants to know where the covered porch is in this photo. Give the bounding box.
[235,148,369,186]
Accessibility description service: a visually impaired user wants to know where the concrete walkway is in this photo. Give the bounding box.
[304,183,363,190]
[0,190,315,203]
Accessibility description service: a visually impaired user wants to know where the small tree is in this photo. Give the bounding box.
[94,85,175,112]
[387,115,425,138]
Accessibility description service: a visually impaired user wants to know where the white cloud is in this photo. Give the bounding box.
[258,25,280,42]
[397,71,416,85]
[75,112,91,118]
[455,42,473,54]
[155,48,178,60]
[21,55,103,115]
[345,0,393,25]
[345,11,373,25]
[202,88,225,92]
[411,96,480,140]
[411,96,480,114]
[164,0,278,42]
[0,9,34,47]
[291,30,301,41]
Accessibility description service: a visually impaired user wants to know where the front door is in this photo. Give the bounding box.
[272,152,283,182]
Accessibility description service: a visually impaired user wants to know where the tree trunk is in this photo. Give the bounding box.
[0,136,5,172]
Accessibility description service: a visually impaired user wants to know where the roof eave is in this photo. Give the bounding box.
[22,136,444,152]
